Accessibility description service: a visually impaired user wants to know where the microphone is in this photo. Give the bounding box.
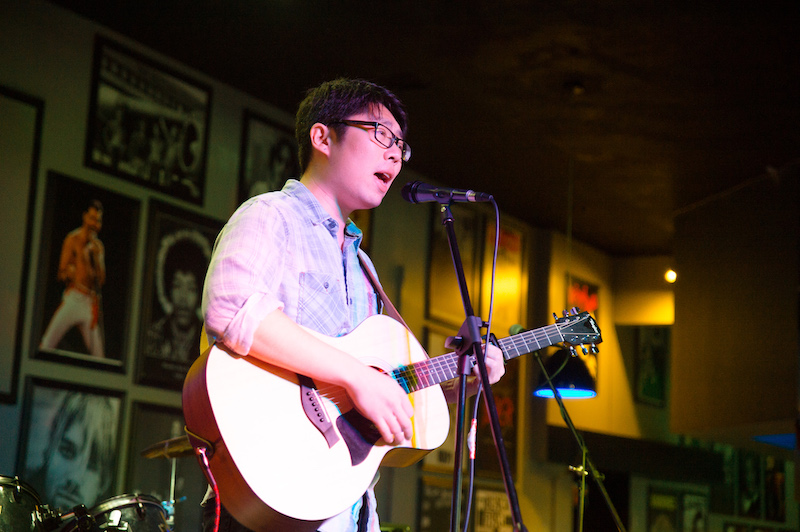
[401,181,493,204]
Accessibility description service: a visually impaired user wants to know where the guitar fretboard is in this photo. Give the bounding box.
[391,322,565,394]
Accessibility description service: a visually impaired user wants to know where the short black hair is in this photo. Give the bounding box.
[164,237,207,292]
[295,78,408,173]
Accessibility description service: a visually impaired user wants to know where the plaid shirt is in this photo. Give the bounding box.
[203,179,381,355]
[201,179,382,531]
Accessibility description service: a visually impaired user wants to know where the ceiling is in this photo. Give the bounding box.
[49,0,800,256]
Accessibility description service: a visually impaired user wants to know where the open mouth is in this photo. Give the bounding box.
[375,172,391,184]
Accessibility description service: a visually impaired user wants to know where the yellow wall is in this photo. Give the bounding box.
[543,233,676,442]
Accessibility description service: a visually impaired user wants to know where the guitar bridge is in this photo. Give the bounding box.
[298,375,340,448]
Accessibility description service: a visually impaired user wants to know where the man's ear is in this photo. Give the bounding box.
[309,122,332,157]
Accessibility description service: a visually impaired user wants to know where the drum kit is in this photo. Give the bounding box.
[1,435,195,531]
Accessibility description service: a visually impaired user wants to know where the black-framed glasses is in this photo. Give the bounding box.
[333,120,411,162]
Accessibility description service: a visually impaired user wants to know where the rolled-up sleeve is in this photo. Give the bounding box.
[202,199,287,355]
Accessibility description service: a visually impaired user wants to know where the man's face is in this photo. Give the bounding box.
[326,104,404,214]
[170,270,199,329]
[45,421,103,510]
[82,207,103,237]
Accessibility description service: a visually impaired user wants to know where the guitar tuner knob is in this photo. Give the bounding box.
[569,346,578,357]
[581,346,589,355]
[570,307,580,315]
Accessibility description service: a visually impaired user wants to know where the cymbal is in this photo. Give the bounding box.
[141,434,194,459]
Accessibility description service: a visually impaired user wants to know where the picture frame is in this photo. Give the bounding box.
[738,450,763,519]
[634,325,671,407]
[480,221,526,330]
[126,402,207,532]
[647,489,678,531]
[474,488,513,532]
[0,85,43,403]
[31,171,140,371]
[566,275,599,320]
[763,456,786,522]
[426,204,482,327]
[683,492,709,531]
[565,274,599,391]
[85,35,211,205]
[136,199,222,389]
[418,476,457,532]
[17,377,124,511]
[723,525,749,532]
[237,109,299,205]
[421,325,465,473]
[475,359,518,478]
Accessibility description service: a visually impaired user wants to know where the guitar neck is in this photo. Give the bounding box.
[391,322,563,394]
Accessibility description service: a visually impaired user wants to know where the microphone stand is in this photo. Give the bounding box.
[534,350,627,532]
[436,203,528,532]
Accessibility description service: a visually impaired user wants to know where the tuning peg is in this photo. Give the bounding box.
[590,344,599,354]
[553,312,559,320]
[581,345,589,355]
[570,307,580,315]
[563,309,570,317]
[569,346,578,357]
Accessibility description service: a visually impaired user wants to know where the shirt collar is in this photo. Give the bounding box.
[283,179,364,247]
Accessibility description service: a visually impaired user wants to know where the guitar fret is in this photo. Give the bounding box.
[392,312,599,394]
[498,324,561,360]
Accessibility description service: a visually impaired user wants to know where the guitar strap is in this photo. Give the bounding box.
[358,250,411,332]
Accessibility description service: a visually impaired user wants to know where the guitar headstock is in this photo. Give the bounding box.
[554,308,602,353]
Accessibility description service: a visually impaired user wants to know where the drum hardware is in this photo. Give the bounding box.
[59,494,168,532]
[1,475,45,531]
[141,432,197,529]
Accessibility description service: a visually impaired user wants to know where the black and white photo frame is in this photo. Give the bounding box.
[136,199,221,389]
[85,35,212,205]
[237,109,299,205]
[17,377,124,511]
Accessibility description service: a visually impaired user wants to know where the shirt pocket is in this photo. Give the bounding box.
[297,271,347,335]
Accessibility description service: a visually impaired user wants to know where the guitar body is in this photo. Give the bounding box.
[183,314,450,531]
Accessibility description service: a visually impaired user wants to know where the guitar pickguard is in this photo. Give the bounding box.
[337,410,381,466]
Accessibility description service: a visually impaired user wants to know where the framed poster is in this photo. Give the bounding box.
[723,525,748,532]
[565,275,599,391]
[635,326,671,407]
[31,171,140,371]
[738,450,763,519]
[764,456,786,522]
[85,35,211,204]
[237,109,299,205]
[418,476,456,532]
[18,378,123,511]
[426,205,482,327]
[136,200,221,389]
[474,488,513,532]
[567,275,598,319]
[126,402,207,532]
[421,325,465,473]
[647,489,678,531]
[0,85,42,403]
[682,493,708,531]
